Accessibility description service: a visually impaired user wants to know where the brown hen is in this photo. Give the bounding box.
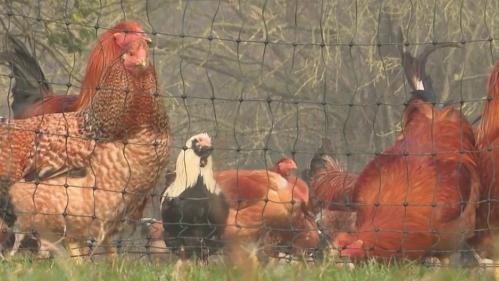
[216,167,320,261]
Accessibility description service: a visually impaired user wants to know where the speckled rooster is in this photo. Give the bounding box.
[0,20,170,258]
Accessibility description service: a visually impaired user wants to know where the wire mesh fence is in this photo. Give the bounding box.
[0,0,497,265]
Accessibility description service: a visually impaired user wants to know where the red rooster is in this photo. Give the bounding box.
[0,20,154,182]
[0,26,156,255]
[1,28,156,242]
[0,21,170,258]
[473,60,499,258]
[335,44,479,261]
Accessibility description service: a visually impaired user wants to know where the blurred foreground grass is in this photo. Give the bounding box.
[0,258,495,281]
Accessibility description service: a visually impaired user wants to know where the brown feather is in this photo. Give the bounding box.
[310,155,357,211]
[337,100,479,261]
[473,60,499,257]
[16,95,79,119]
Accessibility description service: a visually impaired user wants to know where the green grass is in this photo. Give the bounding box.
[0,258,495,281]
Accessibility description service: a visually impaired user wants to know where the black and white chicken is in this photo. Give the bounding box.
[160,133,228,261]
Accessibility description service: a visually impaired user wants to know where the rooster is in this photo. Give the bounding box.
[0,20,154,182]
[216,162,320,262]
[303,142,358,248]
[306,140,358,212]
[335,42,479,261]
[0,21,170,258]
[161,133,228,261]
[0,21,151,119]
[1,26,157,247]
[473,60,499,259]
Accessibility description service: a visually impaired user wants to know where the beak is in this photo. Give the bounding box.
[197,145,213,168]
[143,35,152,45]
[197,145,213,158]
[136,58,148,68]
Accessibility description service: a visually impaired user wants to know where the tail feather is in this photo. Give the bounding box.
[307,138,337,181]
[16,95,79,119]
[489,59,499,99]
[307,138,345,184]
[306,138,358,211]
[476,60,499,147]
[0,35,53,118]
[398,28,459,103]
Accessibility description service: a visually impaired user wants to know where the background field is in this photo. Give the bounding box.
[0,0,498,279]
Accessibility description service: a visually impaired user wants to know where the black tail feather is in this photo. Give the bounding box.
[310,138,335,175]
[398,28,459,103]
[0,176,16,228]
[0,35,51,118]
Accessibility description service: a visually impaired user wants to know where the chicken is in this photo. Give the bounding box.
[303,142,358,248]
[271,157,310,206]
[0,24,160,256]
[216,163,320,261]
[161,133,228,261]
[139,218,167,260]
[307,141,358,212]
[267,157,322,258]
[0,20,154,182]
[0,21,151,119]
[335,43,479,261]
[473,60,499,258]
[0,22,170,258]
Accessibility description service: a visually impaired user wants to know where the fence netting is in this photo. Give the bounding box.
[0,0,498,265]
